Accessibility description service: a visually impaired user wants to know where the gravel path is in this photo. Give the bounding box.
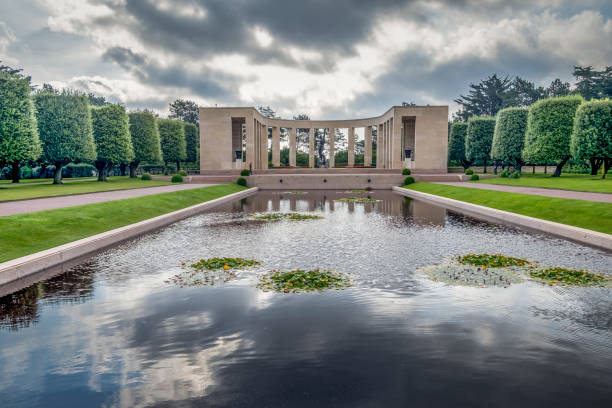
[434,182,612,203]
[0,184,216,216]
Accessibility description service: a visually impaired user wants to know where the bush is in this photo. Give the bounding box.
[236,177,247,186]
[404,176,415,185]
[491,107,528,166]
[141,173,152,180]
[178,169,188,176]
[523,95,583,176]
[500,169,509,178]
[470,174,480,181]
[171,174,183,183]
[402,168,411,175]
[511,170,521,179]
[465,168,474,175]
[240,169,250,176]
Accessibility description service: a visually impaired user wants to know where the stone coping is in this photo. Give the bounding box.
[0,187,259,288]
[393,186,612,252]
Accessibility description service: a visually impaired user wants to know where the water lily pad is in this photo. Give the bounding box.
[258,269,351,293]
[419,261,525,288]
[457,254,530,268]
[189,257,260,270]
[253,213,323,221]
[530,267,612,287]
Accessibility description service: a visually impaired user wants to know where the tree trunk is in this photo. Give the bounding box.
[493,161,498,175]
[176,160,181,171]
[532,165,535,174]
[40,163,47,179]
[10,161,20,183]
[53,162,64,184]
[163,163,169,175]
[120,163,127,176]
[460,159,472,171]
[544,164,547,174]
[552,156,570,177]
[514,158,523,174]
[129,161,139,178]
[602,158,611,180]
[483,158,487,174]
[589,158,603,175]
[95,161,109,181]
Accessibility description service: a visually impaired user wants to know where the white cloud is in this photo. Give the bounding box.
[0,21,17,65]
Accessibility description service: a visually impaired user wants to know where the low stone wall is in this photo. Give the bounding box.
[393,186,612,251]
[0,187,259,289]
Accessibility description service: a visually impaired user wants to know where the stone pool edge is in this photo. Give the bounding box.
[0,187,259,287]
[393,186,612,252]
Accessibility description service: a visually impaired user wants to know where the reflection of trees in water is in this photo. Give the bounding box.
[0,264,95,331]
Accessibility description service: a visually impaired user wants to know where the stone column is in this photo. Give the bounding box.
[364,125,372,167]
[289,127,296,167]
[246,117,255,171]
[272,126,280,167]
[329,127,335,168]
[348,126,355,167]
[261,123,268,169]
[308,128,315,167]
[376,123,383,168]
[386,119,391,169]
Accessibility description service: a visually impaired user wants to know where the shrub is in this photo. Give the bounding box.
[402,168,411,175]
[470,174,480,181]
[465,168,474,175]
[171,174,183,183]
[236,177,247,186]
[141,173,152,180]
[500,169,509,178]
[491,107,528,169]
[522,95,583,176]
[404,176,415,185]
[511,170,521,179]
[449,122,470,169]
[465,116,496,173]
[178,169,187,176]
[570,100,612,179]
[240,169,250,176]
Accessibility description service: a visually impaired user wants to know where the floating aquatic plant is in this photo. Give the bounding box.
[167,257,261,287]
[189,257,260,270]
[253,213,323,221]
[457,254,530,268]
[530,267,612,287]
[334,197,378,203]
[258,269,351,293]
[419,261,525,288]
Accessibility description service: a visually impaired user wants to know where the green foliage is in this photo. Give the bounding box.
[404,176,415,185]
[91,104,134,180]
[511,170,521,179]
[158,118,186,164]
[236,177,247,186]
[62,163,95,178]
[470,174,480,180]
[183,122,198,163]
[465,168,474,175]
[169,99,199,124]
[34,90,96,167]
[530,267,612,287]
[178,169,187,176]
[500,169,509,178]
[491,107,528,165]
[457,254,530,268]
[258,269,351,293]
[0,72,41,167]
[141,173,152,180]
[128,111,161,164]
[402,168,411,175]
[522,95,583,165]
[253,212,323,220]
[240,169,250,176]
[189,257,260,270]
[573,65,612,100]
[448,122,468,163]
[570,100,612,172]
[465,116,495,165]
[171,174,183,183]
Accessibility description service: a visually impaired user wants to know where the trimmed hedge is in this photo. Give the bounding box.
[141,173,152,180]
[470,174,479,181]
[465,116,495,172]
[491,107,528,166]
[522,95,583,176]
[236,177,247,186]
[402,168,411,175]
[171,174,183,183]
[404,176,415,185]
[449,122,468,165]
[570,100,612,178]
[240,169,250,176]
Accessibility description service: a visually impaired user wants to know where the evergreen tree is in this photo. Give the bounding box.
[491,107,528,172]
[546,79,571,97]
[184,122,198,163]
[454,74,514,120]
[448,122,470,169]
[128,110,161,178]
[169,99,199,125]
[158,118,186,173]
[465,116,495,173]
[570,100,612,178]
[91,104,134,181]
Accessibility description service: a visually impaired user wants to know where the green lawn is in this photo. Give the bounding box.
[0,183,247,262]
[0,177,96,184]
[0,176,170,202]
[473,173,612,193]
[404,182,612,234]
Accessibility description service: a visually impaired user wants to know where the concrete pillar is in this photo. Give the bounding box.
[308,129,315,167]
[329,127,335,168]
[260,123,268,169]
[364,125,372,167]
[289,128,296,167]
[272,126,280,167]
[348,126,355,167]
[392,116,402,169]
[246,117,255,171]
[376,124,382,168]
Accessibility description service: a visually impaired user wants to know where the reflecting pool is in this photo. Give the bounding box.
[1,191,611,407]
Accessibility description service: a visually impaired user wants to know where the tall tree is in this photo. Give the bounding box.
[91,104,134,181]
[128,110,161,178]
[570,100,612,178]
[490,107,528,172]
[169,99,199,125]
[465,116,495,173]
[510,76,546,107]
[0,70,41,182]
[158,119,186,172]
[522,95,583,177]
[546,78,571,97]
[448,122,470,169]
[87,92,109,106]
[454,74,514,120]
[184,122,198,163]
[34,89,97,184]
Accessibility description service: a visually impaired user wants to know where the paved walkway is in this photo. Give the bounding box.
[434,182,612,203]
[0,184,216,216]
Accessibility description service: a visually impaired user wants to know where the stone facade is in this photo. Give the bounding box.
[200,105,448,172]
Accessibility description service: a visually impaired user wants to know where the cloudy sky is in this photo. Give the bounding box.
[1,0,611,119]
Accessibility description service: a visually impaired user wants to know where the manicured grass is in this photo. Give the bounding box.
[404,182,612,234]
[0,177,95,184]
[473,173,612,193]
[0,176,170,202]
[0,183,247,262]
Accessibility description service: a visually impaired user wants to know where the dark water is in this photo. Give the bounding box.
[1,190,611,407]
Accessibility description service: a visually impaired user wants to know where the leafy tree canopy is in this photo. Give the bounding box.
[91,104,134,164]
[128,110,162,164]
[169,99,199,125]
[158,118,186,164]
[491,107,528,165]
[184,122,198,163]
